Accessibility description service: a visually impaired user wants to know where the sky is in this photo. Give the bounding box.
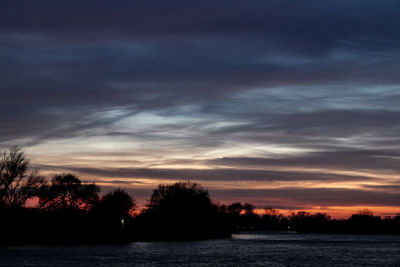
[1,1,400,218]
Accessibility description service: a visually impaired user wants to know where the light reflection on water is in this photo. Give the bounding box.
[1,232,400,266]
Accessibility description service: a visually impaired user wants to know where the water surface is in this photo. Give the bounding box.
[1,232,400,266]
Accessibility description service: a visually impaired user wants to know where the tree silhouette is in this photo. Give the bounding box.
[261,207,285,230]
[136,182,229,240]
[243,203,255,215]
[348,209,382,233]
[39,173,99,210]
[0,146,45,208]
[264,207,280,217]
[88,188,136,242]
[227,202,244,215]
[289,211,332,233]
[147,181,211,212]
[92,188,136,219]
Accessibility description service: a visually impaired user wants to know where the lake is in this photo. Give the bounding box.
[1,232,400,266]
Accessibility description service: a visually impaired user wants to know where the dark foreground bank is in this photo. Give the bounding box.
[2,205,400,245]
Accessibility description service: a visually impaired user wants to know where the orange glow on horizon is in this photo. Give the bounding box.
[26,197,400,219]
[253,206,400,219]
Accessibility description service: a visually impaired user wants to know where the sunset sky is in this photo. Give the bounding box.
[1,1,400,218]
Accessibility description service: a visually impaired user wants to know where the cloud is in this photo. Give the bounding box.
[37,165,376,183]
[1,0,400,212]
[212,148,400,172]
[209,187,400,208]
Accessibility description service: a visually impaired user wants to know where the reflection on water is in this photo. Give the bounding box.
[1,232,400,266]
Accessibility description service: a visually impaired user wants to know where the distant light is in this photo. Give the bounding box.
[121,219,125,228]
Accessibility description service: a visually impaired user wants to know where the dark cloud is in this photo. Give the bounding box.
[87,179,146,185]
[362,184,400,191]
[209,188,400,208]
[205,109,400,148]
[2,1,400,41]
[212,148,400,172]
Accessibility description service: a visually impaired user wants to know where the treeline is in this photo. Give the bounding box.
[1,147,400,244]
[0,147,230,243]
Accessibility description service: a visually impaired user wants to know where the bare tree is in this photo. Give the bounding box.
[39,173,100,210]
[264,207,280,217]
[0,146,45,208]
